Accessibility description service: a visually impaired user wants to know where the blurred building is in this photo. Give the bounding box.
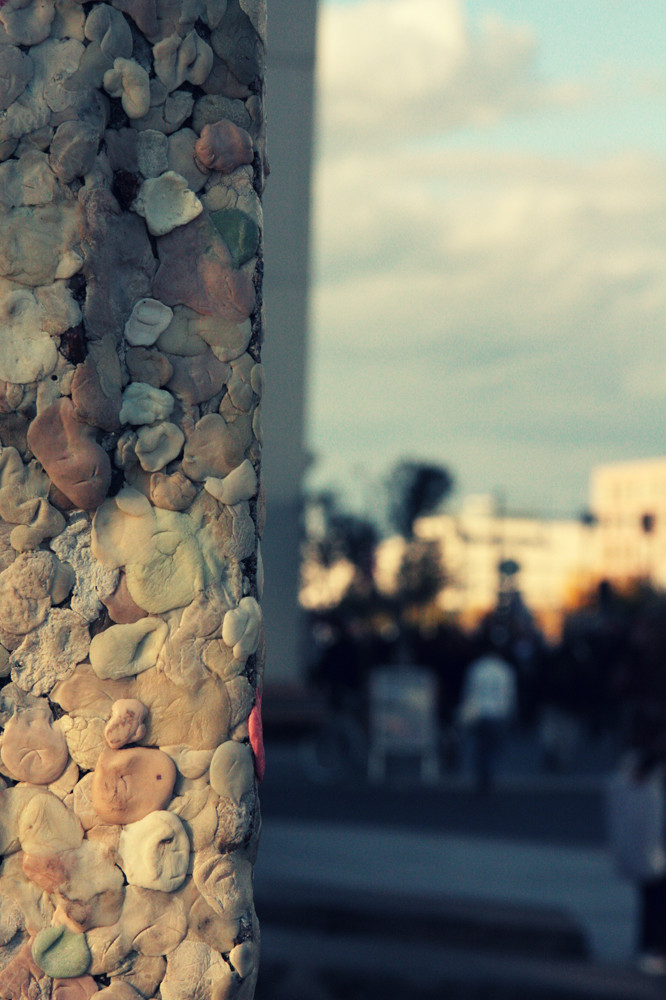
[590,456,666,588]
[371,498,591,639]
[302,459,666,641]
[406,496,594,637]
[261,1,319,684]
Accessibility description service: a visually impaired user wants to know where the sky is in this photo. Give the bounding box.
[304,0,666,520]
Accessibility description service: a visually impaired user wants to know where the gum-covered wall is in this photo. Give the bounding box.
[0,0,266,997]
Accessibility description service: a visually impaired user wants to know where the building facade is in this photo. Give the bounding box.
[590,456,666,588]
[414,496,594,636]
[309,458,666,641]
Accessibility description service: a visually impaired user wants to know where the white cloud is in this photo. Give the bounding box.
[313,146,666,348]
[307,142,666,511]
[308,0,666,515]
[316,0,578,154]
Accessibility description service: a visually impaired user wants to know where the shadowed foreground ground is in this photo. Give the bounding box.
[253,737,661,1000]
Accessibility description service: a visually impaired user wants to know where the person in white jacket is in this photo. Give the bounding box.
[458,648,517,792]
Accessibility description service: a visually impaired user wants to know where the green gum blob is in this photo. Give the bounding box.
[210,208,260,268]
[32,926,91,979]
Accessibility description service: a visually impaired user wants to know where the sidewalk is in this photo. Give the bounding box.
[267,727,618,796]
[254,817,664,999]
[257,926,666,1000]
[255,818,637,964]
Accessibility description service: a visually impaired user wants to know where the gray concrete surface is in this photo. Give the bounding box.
[256,926,666,1000]
[256,818,637,963]
[261,0,319,686]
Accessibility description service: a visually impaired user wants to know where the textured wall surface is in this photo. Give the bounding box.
[0,1,266,997]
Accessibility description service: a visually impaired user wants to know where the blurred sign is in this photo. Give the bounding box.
[368,666,439,783]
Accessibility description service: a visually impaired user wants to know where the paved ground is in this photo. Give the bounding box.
[261,727,614,845]
[254,817,660,1000]
[256,928,666,1000]
[259,771,608,845]
[253,733,662,999]
[255,818,635,963]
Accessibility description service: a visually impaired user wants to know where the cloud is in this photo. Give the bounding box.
[313,146,666,346]
[307,0,666,515]
[307,142,666,511]
[316,0,580,154]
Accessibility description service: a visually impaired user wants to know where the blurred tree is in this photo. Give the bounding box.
[387,460,454,539]
[305,491,378,575]
[302,460,456,673]
[395,537,444,609]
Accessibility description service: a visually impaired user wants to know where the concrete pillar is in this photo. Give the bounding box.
[261,0,318,686]
[0,2,266,997]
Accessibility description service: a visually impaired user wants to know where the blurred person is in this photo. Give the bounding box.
[537,646,585,773]
[309,619,362,709]
[458,645,517,792]
[607,715,666,974]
